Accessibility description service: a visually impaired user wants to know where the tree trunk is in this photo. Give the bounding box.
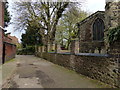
[49,27,56,52]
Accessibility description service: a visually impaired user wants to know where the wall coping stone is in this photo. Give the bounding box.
[57,52,71,55]
[48,52,112,57]
[75,53,111,57]
[49,52,71,55]
[48,52,56,54]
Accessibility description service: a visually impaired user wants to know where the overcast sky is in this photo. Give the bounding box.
[81,0,105,12]
[6,0,106,42]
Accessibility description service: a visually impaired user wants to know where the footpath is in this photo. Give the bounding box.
[0,58,17,89]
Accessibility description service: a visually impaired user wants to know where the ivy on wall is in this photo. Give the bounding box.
[108,26,120,44]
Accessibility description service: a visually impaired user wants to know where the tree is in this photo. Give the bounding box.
[21,24,42,48]
[12,1,82,51]
[4,1,11,27]
[56,7,88,49]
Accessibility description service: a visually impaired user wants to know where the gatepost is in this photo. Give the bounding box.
[70,38,79,70]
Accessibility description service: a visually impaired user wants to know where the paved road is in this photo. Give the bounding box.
[3,55,111,88]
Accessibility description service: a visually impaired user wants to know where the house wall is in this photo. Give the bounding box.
[0,2,16,64]
[0,2,4,64]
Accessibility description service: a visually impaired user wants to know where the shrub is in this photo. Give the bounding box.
[108,26,120,44]
[17,46,35,55]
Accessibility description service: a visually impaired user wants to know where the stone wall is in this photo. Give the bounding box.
[55,53,71,68]
[36,51,119,87]
[105,1,120,49]
[74,54,119,87]
[79,41,106,54]
[105,1,120,30]
[108,42,120,87]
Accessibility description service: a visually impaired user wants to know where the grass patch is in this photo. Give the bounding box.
[5,59,15,64]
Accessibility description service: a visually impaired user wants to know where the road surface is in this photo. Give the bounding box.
[2,55,111,88]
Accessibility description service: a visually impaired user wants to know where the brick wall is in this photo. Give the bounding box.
[0,2,4,64]
[4,42,16,62]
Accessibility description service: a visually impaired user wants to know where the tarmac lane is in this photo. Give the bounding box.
[2,55,112,88]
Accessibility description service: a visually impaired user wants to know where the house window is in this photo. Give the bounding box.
[93,18,105,41]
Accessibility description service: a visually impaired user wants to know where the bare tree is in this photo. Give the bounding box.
[12,0,83,51]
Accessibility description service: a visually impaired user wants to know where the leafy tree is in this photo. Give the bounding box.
[56,7,88,49]
[21,24,42,48]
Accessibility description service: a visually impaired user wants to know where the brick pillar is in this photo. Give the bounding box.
[53,44,55,51]
[38,46,42,52]
[70,39,79,70]
[55,43,61,53]
[47,44,50,52]
[42,46,45,52]
[70,39,79,54]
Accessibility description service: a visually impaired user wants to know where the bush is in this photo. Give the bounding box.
[17,46,35,55]
[108,26,120,44]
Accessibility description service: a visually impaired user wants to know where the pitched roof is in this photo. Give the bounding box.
[8,35,19,45]
[77,11,105,26]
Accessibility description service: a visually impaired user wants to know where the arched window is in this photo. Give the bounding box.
[93,18,105,41]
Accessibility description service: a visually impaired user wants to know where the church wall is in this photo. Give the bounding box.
[78,11,105,54]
